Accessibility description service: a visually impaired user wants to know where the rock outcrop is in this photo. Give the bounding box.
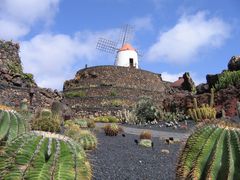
[228,55,240,71]
[0,40,62,109]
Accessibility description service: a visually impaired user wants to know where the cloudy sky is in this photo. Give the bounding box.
[0,0,239,90]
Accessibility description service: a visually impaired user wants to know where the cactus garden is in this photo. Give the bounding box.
[1,1,240,178]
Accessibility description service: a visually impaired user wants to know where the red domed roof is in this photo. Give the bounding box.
[119,43,135,51]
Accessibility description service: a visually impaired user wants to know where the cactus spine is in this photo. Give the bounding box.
[176,123,240,179]
[0,131,92,179]
[0,107,27,143]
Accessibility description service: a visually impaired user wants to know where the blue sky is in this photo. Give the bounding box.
[0,0,239,90]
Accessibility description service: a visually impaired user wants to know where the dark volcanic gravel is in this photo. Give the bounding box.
[122,120,196,133]
[88,132,182,180]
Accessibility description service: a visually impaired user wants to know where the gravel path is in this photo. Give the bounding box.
[95,123,191,140]
[88,132,183,180]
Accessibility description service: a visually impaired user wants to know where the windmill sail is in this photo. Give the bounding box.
[96,38,117,54]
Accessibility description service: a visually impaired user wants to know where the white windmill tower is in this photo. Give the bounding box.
[96,25,140,69]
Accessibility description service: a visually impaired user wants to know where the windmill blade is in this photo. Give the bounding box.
[118,24,134,46]
[96,38,118,54]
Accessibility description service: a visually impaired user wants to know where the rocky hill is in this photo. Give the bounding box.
[0,40,61,109]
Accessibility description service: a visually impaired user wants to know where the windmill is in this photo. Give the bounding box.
[96,24,140,69]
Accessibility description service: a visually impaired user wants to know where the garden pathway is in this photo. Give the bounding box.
[95,123,191,140]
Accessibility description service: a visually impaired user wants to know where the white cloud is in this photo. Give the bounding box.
[0,0,60,40]
[161,72,183,82]
[147,11,231,64]
[132,16,153,31]
[161,71,204,85]
[20,29,119,90]
[0,20,29,40]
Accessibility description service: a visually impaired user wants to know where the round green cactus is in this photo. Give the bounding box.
[0,131,92,179]
[139,139,152,148]
[75,119,88,128]
[176,122,240,179]
[0,106,27,143]
[79,130,97,150]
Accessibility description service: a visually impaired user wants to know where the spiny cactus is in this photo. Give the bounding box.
[103,123,122,136]
[79,130,97,150]
[31,108,61,133]
[176,122,240,179]
[0,106,27,143]
[75,119,88,128]
[237,101,240,118]
[188,96,216,122]
[210,88,215,107]
[0,131,92,180]
[139,139,152,148]
[139,130,152,140]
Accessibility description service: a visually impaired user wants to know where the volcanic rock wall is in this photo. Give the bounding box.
[63,66,173,117]
[0,40,61,109]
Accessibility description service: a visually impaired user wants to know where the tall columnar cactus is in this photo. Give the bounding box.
[0,105,27,143]
[176,122,240,179]
[0,131,92,179]
[237,101,240,118]
[210,88,215,107]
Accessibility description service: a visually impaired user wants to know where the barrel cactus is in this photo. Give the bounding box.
[176,122,240,179]
[0,105,27,143]
[103,123,122,136]
[79,130,97,150]
[139,139,152,148]
[0,131,92,179]
[75,119,88,128]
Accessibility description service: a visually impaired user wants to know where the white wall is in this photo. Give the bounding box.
[115,50,138,69]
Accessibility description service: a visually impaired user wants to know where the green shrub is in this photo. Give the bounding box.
[176,122,240,179]
[215,70,240,90]
[109,89,117,96]
[237,101,240,118]
[0,131,92,179]
[65,90,86,98]
[134,97,159,124]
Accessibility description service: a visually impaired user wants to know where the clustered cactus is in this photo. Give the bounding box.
[176,122,240,179]
[31,108,61,132]
[188,98,216,121]
[103,123,122,136]
[0,131,92,179]
[0,106,27,143]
